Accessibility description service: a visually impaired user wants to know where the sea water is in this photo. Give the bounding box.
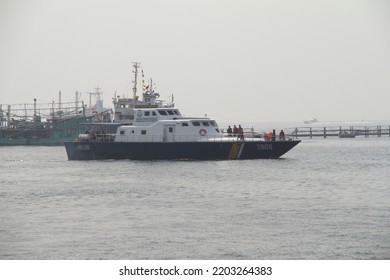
[0,137,389,259]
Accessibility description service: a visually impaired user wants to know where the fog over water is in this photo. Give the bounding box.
[1,0,389,123]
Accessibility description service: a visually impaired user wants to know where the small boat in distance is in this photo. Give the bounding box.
[339,130,356,138]
[303,118,318,124]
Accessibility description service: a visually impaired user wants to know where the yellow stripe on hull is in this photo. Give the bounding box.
[228,142,241,159]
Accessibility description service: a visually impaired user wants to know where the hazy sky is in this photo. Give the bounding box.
[1,0,389,122]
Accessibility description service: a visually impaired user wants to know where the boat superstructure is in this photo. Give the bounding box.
[113,62,174,124]
[77,107,225,143]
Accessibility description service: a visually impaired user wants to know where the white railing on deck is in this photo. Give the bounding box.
[78,130,296,143]
[80,133,296,143]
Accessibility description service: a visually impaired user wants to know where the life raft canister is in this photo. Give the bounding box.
[199,129,207,136]
[265,131,273,141]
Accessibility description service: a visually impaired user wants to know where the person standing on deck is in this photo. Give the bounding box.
[238,124,244,141]
[279,129,285,140]
[233,125,238,137]
[227,125,233,136]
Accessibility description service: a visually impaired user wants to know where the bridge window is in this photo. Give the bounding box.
[182,122,189,127]
[158,110,167,115]
[141,130,146,135]
[192,121,200,126]
[167,110,174,115]
[120,130,125,135]
[202,122,210,126]
[152,111,157,116]
[145,111,150,116]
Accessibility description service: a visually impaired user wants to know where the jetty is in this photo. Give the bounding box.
[290,125,390,138]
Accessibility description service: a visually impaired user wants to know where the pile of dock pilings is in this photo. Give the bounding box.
[288,125,390,138]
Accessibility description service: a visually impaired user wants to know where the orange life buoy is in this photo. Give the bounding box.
[199,129,207,136]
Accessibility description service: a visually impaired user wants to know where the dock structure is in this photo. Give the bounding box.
[289,125,390,138]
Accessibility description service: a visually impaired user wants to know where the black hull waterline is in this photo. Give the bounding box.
[64,140,301,160]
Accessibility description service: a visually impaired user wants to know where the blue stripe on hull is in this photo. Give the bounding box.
[65,141,300,160]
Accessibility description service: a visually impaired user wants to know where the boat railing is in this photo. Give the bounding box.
[76,133,295,143]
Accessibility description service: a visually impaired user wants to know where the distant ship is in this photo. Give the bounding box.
[303,118,318,124]
[0,63,173,146]
[339,130,356,138]
[0,92,111,146]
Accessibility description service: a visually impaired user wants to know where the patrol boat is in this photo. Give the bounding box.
[64,106,300,160]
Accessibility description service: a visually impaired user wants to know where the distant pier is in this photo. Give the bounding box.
[290,125,390,138]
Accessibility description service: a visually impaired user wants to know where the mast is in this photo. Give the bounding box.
[58,91,62,116]
[7,105,11,128]
[33,98,37,117]
[87,86,103,111]
[89,91,92,108]
[75,91,79,114]
[132,62,140,100]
